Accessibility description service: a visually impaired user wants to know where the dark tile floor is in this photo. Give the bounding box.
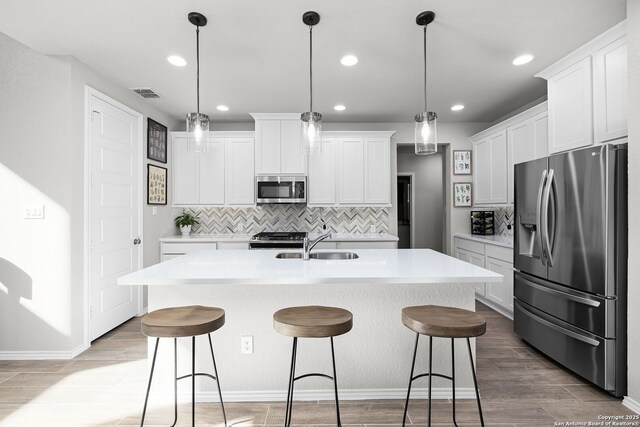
[0,302,636,426]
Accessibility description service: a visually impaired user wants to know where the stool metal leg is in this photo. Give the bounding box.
[330,337,342,427]
[451,338,458,427]
[427,336,433,427]
[402,333,420,426]
[172,338,178,427]
[207,334,227,426]
[140,338,160,427]
[284,337,298,427]
[191,336,196,427]
[466,338,485,427]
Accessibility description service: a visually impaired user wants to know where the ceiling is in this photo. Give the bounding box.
[0,0,626,124]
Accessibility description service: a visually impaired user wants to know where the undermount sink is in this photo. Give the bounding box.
[309,252,359,260]
[275,252,303,259]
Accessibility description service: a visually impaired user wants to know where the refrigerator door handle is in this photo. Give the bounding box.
[516,273,601,307]
[518,302,601,347]
[543,169,555,267]
[536,169,548,266]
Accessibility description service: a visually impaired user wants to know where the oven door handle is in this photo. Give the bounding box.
[518,303,600,347]
[516,274,601,308]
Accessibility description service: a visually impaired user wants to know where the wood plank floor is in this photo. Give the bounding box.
[0,302,636,426]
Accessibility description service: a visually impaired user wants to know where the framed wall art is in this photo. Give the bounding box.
[453,182,472,207]
[453,150,472,175]
[147,118,167,163]
[147,164,167,205]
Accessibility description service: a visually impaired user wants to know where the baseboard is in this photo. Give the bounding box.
[155,387,478,403]
[623,396,640,414]
[0,342,90,360]
[475,296,513,320]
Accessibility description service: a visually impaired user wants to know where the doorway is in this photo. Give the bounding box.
[397,173,414,248]
[85,87,143,341]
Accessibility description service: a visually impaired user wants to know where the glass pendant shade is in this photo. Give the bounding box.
[301,111,322,154]
[414,111,438,155]
[186,112,210,153]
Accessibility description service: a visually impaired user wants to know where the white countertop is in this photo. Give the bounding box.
[454,233,513,248]
[118,248,502,286]
[160,232,398,243]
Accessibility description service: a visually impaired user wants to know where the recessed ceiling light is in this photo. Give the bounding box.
[451,104,465,111]
[334,105,346,111]
[512,54,534,66]
[216,105,229,112]
[167,55,187,67]
[340,55,358,66]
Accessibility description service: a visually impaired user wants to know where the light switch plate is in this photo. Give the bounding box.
[152,206,158,216]
[24,204,45,219]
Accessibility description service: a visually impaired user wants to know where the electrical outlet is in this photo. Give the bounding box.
[24,204,45,219]
[152,206,158,216]
[241,336,253,354]
[236,223,244,233]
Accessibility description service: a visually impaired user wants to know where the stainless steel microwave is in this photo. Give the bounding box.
[256,176,307,204]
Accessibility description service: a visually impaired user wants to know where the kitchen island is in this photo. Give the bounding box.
[118,249,502,402]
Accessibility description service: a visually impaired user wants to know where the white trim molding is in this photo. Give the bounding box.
[0,343,89,360]
[623,396,640,415]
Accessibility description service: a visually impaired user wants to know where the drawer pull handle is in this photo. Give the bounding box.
[516,274,601,307]
[518,303,600,347]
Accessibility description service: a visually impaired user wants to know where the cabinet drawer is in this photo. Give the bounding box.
[217,242,249,250]
[338,241,396,250]
[485,244,513,263]
[162,242,218,254]
[454,238,485,255]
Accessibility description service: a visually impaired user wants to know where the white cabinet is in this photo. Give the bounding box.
[338,138,365,204]
[218,241,249,250]
[365,138,391,204]
[472,130,507,205]
[507,111,548,203]
[594,36,627,143]
[160,241,218,262]
[172,132,255,207]
[454,245,486,297]
[536,21,627,153]
[252,114,305,175]
[307,138,336,205]
[337,241,396,250]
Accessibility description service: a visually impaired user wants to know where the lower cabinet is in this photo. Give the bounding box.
[160,242,218,262]
[454,237,514,317]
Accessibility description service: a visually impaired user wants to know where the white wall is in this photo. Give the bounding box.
[0,31,179,356]
[626,0,640,410]
[397,146,444,250]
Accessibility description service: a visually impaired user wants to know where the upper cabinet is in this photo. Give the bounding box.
[251,113,306,175]
[171,131,255,207]
[536,21,627,154]
[471,102,547,206]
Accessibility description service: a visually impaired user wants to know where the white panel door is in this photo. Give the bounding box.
[225,138,255,205]
[548,56,593,153]
[338,138,365,204]
[89,94,141,340]
[255,121,280,174]
[199,138,225,204]
[280,120,306,174]
[307,138,336,205]
[364,138,390,204]
[172,135,198,205]
[594,36,627,143]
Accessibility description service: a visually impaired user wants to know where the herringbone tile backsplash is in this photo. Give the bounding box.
[185,205,389,235]
[493,205,515,237]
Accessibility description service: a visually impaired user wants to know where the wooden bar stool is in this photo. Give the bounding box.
[273,305,353,427]
[140,305,227,427]
[401,305,486,427]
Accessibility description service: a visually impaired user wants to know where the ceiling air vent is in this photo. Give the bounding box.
[131,88,160,99]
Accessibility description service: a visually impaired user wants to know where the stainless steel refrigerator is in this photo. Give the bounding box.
[513,143,627,397]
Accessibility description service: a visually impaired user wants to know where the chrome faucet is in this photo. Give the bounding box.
[303,232,332,260]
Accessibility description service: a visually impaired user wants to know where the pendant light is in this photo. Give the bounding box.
[186,12,210,153]
[301,11,322,154]
[414,11,438,155]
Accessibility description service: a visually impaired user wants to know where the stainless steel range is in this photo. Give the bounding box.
[249,231,307,249]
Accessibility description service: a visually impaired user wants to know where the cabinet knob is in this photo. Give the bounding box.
[133,238,142,245]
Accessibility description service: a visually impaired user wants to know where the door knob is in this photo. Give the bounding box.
[133,238,142,245]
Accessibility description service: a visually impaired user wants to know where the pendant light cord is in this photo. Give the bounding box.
[196,26,201,115]
[423,25,427,113]
[309,25,313,112]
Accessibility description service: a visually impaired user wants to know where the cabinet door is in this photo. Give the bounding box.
[199,138,225,205]
[280,120,306,174]
[225,138,255,205]
[473,138,492,204]
[364,138,390,204]
[594,36,627,143]
[338,138,365,204]
[547,57,593,153]
[255,121,280,174]
[474,130,507,205]
[485,257,514,312]
[507,121,534,204]
[308,138,336,205]
[532,112,549,160]
[172,135,199,205]
[454,247,486,296]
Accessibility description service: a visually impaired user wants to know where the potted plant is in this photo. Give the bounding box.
[174,212,199,236]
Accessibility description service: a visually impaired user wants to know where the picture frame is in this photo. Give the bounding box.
[453,150,472,175]
[147,164,167,205]
[147,118,167,163]
[453,182,472,207]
